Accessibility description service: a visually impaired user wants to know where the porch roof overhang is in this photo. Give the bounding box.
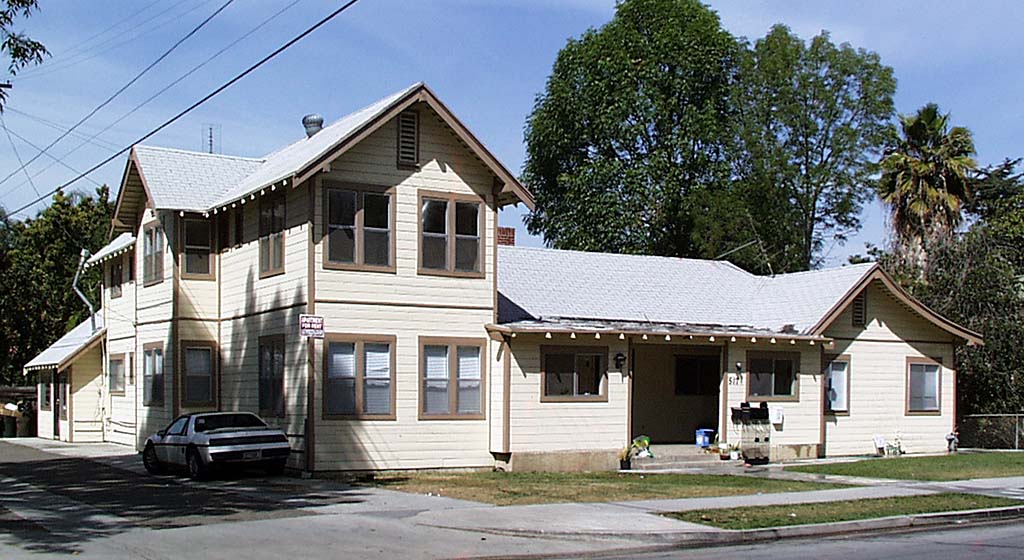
[23,312,105,373]
[486,318,834,345]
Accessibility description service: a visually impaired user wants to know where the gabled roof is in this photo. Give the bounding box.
[23,312,105,372]
[114,83,533,221]
[85,232,135,268]
[497,246,982,344]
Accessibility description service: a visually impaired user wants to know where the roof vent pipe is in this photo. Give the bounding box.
[302,114,324,138]
[72,248,97,333]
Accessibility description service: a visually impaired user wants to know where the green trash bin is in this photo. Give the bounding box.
[2,416,16,438]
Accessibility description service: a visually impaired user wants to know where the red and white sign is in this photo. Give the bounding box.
[299,314,324,338]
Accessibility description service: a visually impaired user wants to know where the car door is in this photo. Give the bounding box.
[159,416,190,465]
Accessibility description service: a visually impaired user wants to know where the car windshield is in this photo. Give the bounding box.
[193,413,266,433]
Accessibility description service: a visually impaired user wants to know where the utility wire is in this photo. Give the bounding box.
[1,115,42,197]
[0,121,103,187]
[4,107,123,151]
[7,0,362,218]
[0,0,300,202]
[16,0,213,80]
[0,0,235,192]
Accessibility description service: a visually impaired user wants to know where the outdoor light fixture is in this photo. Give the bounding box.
[614,352,627,369]
[735,361,743,373]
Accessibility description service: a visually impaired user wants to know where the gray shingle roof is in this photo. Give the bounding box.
[132,146,264,212]
[497,246,874,335]
[85,232,135,268]
[23,311,105,372]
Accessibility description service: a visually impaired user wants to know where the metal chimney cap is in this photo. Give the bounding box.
[302,113,324,137]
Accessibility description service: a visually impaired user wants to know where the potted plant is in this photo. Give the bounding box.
[729,443,741,461]
[717,441,730,460]
[618,445,633,470]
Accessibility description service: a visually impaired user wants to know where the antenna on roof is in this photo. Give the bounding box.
[201,123,221,154]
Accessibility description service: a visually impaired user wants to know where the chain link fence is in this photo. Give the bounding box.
[959,414,1024,450]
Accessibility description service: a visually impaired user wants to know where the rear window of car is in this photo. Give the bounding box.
[194,413,267,432]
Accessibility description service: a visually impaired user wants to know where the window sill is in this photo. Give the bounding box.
[906,410,942,416]
[258,268,286,280]
[142,278,164,288]
[417,267,486,279]
[540,395,608,403]
[322,413,397,421]
[143,402,164,408]
[825,410,849,416]
[110,391,126,397]
[418,413,486,421]
[323,262,396,274]
[181,272,216,281]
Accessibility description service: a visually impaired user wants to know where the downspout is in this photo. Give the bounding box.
[73,248,97,332]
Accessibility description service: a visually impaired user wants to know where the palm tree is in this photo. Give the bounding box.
[877,103,976,268]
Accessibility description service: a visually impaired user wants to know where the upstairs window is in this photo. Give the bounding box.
[110,259,123,299]
[396,111,419,167]
[259,193,285,277]
[325,185,394,271]
[183,218,213,278]
[142,224,164,286]
[747,352,798,400]
[419,193,484,276]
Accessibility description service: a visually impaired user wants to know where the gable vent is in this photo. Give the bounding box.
[396,111,419,167]
[851,292,867,327]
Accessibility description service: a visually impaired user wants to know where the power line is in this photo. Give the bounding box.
[7,0,363,219]
[16,1,213,80]
[0,121,103,187]
[0,0,302,204]
[4,107,123,151]
[0,0,235,193]
[1,115,42,197]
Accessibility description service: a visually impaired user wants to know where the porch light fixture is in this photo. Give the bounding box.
[642,334,648,340]
[545,332,552,339]
[594,332,601,340]
[510,332,517,338]
[570,332,576,339]
[770,337,777,344]
[790,339,796,345]
[730,336,736,343]
[751,337,757,343]
[735,361,743,373]
[809,340,815,345]
[614,352,627,369]
[709,336,715,342]
[664,334,671,341]
[618,333,625,340]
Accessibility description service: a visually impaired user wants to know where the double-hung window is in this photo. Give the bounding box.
[324,336,395,419]
[183,218,213,278]
[541,346,607,401]
[825,356,850,413]
[110,259,123,299]
[39,372,52,410]
[747,352,798,400]
[182,342,215,406]
[420,339,485,418]
[142,224,164,286]
[908,359,941,413]
[325,185,394,270]
[259,193,285,277]
[259,335,285,417]
[419,192,484,276]
[108,354,125,396]
[143,343,164,406]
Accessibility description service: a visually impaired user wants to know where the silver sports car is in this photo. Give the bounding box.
[141,411,291,479]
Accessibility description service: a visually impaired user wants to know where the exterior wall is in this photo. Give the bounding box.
[823,281,957,455]
[103,250,138,447]
[723,341,823,459]
[70,345,104,443]
[308,106,498,471]
[504,335,630,456]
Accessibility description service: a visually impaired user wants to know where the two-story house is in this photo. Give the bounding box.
[28,83,982,472]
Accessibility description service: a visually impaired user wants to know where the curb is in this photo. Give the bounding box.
[440,505,1024,551]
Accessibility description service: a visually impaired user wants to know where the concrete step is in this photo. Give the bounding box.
[629,445,728,470]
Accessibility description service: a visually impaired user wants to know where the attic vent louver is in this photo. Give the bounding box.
[396,110,419,167]
[852,292,867,327]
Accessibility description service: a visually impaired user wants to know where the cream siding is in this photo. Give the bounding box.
[823,282,957,455]
[70,345,104,443]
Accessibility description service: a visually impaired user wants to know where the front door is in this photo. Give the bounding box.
[54,372,65,439]
[631,347,721,443]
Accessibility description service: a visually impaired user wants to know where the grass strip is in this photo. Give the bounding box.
[371,471,839,506]
[787,452,1024,481]
[666,492,1019,530]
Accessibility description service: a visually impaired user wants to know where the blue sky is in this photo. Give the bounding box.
[2,0,1022,266]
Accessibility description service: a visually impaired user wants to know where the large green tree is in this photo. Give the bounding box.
[1,0,48,109]
[735,25,896,270]
[877,103,976,269]
[0,187,111,385]
[522,0,738,260]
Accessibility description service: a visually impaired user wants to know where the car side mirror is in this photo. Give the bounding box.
[157,430,166,437]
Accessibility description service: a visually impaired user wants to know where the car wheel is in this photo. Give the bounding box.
[142,443,163,475]
[265,460,287,476]
[186,448,208,481]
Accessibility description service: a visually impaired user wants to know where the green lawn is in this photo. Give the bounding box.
[371,471,839,506]
[667,493,1019,530]
[787,452,1024,481]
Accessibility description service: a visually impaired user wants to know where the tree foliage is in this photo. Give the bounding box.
[877,103,977,270]
[0,187,112,386]
[0,0,48,109]
[735,25,895,270]
[523,0,896,272]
